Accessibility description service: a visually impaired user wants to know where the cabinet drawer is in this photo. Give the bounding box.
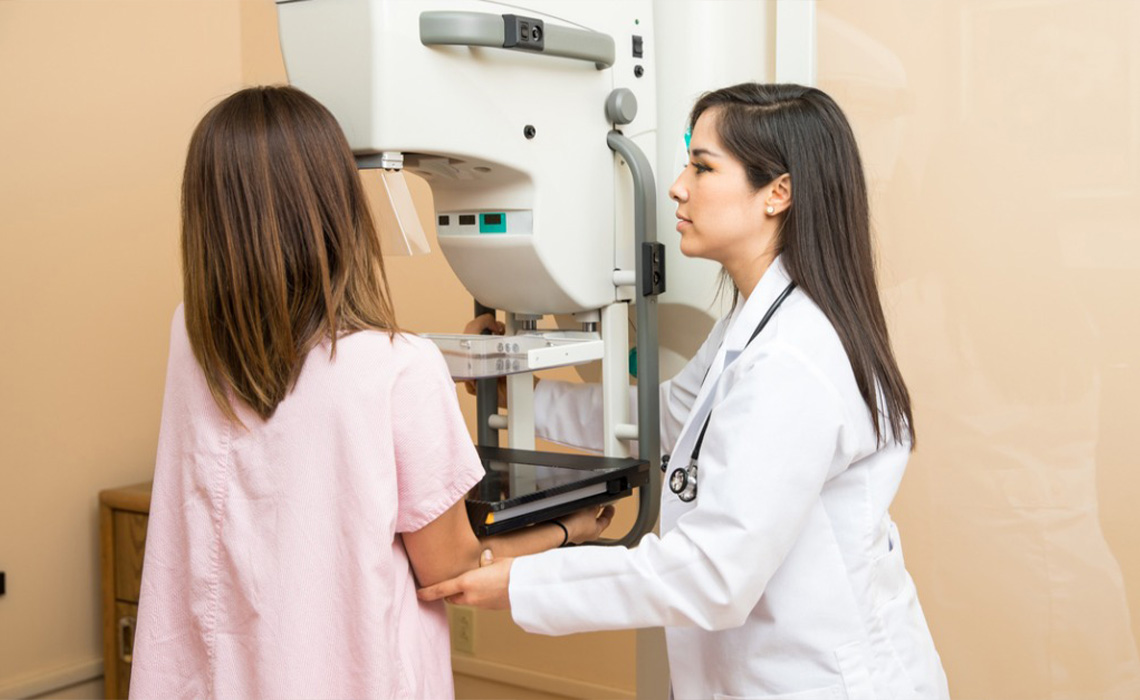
[113,511,148,602]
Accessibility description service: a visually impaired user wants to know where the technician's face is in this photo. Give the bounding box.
[668,110,769,266]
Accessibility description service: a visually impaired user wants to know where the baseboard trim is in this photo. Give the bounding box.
[0,658,103,699]
[452,655,635,699]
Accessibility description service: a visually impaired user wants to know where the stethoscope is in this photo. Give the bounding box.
[665,281,797,503]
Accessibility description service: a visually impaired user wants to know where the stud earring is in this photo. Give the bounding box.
[766,205,775,215]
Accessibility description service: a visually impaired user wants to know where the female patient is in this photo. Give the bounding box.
[129,85,611,700]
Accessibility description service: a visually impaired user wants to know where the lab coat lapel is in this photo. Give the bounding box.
[670,256,795,464]
[721,255,794,360]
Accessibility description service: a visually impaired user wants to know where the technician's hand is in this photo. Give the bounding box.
[418,557,514,609]
[560,504,615,545]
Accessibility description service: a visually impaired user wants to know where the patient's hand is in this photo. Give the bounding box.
[460,313,540,407]
[461,313,508,405]
[465,313,505,337]
[560,504,615,545]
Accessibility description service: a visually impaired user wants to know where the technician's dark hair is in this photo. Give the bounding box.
[690,83,914,447]
[181,85,398,424]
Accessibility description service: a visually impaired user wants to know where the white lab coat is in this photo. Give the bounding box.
[509,257,950,700]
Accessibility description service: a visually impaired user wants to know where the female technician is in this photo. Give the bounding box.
[421,83,950,699]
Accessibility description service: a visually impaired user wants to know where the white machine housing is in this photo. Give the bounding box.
[277,0,657,315]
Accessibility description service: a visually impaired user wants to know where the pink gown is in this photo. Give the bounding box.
[130,306,484,699]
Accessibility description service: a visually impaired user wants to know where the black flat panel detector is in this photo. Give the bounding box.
[466,445,649,536]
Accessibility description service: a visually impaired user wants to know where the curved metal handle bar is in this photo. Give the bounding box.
[420,11,615,70]
[604,130,661,548]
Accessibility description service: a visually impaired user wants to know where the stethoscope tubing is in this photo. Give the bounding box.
[667,282,798,502]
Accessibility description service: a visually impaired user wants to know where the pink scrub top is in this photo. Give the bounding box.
[130,306,484,699]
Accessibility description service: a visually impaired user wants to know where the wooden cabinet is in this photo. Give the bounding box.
[99,482,151,700]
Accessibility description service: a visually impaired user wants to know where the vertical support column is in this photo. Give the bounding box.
[600,302,632,459]
[775,0,817,85]
[474,300,500,451]
[473,300,502,501]
[504,312,536,494]
[505,369,535,450]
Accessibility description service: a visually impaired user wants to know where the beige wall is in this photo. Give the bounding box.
[3,1,1138,699]
[817,1,1140,698]
[0,0,243,694]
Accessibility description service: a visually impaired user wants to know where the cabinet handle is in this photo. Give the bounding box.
[118,615,136,664]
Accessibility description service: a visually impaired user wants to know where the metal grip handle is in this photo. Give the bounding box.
[420,11,615,69]
[118,616,136,664]
[607,131,661,547]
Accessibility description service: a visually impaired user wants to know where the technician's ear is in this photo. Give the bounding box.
[767,174,792,215]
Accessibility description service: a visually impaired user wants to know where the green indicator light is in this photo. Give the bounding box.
[479,212,507,234]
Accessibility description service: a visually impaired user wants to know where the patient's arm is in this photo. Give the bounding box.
[403,500,614,588]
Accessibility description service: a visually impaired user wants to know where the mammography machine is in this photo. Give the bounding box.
[277,0,665,543]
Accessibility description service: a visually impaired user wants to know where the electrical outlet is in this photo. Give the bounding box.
[449,604,475,655]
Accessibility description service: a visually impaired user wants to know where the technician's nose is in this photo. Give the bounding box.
[669,173,688,203]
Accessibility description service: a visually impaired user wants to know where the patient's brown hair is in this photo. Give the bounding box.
[181,85,398,422]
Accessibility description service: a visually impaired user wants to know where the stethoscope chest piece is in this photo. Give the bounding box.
[669,460,698,502]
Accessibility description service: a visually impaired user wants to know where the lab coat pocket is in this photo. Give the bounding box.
[870,522,907,611]
[712,687,843,700]
[835,639,876,700]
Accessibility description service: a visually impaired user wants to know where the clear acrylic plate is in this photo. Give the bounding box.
[423,333,604,379]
